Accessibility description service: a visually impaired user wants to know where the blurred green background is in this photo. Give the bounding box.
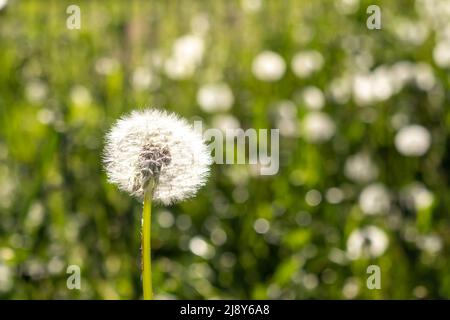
[1,0,450,299]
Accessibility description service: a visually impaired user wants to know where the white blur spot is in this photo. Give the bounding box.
[301,86,325,110]
[158,210,175,228]
[359,183,390,215]
[291,50,324,78]
[189,236,214,259]
[302,112,335,143]
[347,226,389,260]
[305,189,322,206]
[325,187,344,204]
[394,125,431,156]
[197,82,234,113]
[252,51,286,82]
[344,152,378,184]
[433,40,450,68]
[253,218,270,234]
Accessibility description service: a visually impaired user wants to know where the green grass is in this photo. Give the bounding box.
[0,0,449,299]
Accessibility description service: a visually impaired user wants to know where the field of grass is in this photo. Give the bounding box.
[0,0,449,299]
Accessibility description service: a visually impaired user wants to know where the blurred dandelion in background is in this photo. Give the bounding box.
[346,226,389,260]
[197,82,234,113]
[394,125,431,157]
[252,51,286,82]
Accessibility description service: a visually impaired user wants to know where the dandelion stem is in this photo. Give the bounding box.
[142,186,153,300]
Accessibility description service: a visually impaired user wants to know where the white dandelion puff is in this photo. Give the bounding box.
[252,51,286,82]
[344,152,379,184]
[132,67,161,91]
[291,50,324,78]
[394,124,431,156]
[95,57,119,75]
[401,182,434,211]
[302,111,335,143]
[164,34,205,80]
[70,85,92,106]
[197,82,234,113]
[0,0,8,11]
[358,183,390,215]
[173,34,204,65]
[241,0,262,12]
[301,86,325,110]
[211,114,240,133]
[274,100,298,138]
[416,234,443,255]
[0,264,13,293]
[347,226,389,260]
[103,109,211,205]
[25,79,48,104]
[433,40,450,68]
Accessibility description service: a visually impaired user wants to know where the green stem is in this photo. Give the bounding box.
[142,187,153,300]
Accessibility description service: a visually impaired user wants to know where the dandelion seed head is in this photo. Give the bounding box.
[103,109,211,205]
